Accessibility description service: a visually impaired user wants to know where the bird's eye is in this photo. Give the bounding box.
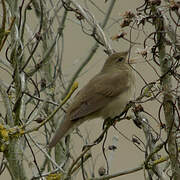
[117,57,124,62]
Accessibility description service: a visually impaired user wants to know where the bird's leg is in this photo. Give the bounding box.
[114,101,135,123]
[103,117,116,129]
[82,102,135,151]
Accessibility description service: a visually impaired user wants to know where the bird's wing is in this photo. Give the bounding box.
[68,71,130,121]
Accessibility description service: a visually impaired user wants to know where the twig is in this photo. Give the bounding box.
[70,0,113,54]
[88,146,180,180]
[24,82,78,134]
[0,17,16,52]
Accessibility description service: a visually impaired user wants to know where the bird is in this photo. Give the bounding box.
[48,51,135,148]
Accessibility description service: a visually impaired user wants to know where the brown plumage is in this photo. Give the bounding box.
[48,51,135,148]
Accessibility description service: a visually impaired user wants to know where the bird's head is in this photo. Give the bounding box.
[102,51,134,72]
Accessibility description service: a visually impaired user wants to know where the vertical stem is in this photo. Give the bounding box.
[3,1,27,179]
[155,12,180,179]
[4,139,28,180]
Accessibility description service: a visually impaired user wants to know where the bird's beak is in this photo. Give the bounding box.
[126,56,138,64]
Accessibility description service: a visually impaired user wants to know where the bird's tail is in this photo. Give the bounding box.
[48,117,72,148]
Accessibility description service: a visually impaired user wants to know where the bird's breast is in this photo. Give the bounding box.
[100,87,133,119]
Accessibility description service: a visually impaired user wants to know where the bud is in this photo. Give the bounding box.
[98,166,106,176]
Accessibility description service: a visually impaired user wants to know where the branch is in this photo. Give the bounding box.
[152,5,180,179]
[0,79,13,126]
[70,0,113,54]
[24,82,78,134]
[88,146,180,180]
